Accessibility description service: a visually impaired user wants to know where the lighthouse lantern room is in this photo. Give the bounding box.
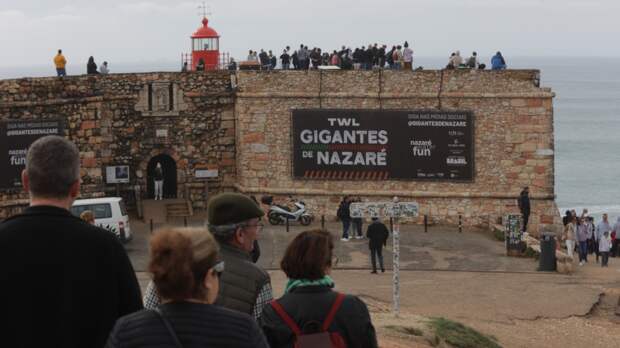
[190,17,220,70]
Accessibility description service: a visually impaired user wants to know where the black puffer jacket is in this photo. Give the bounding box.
[260,285,378,348]
[106,301,268,348]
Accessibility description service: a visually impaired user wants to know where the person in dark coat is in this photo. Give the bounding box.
[0,135,143,348]
[260,229,378,348]
[518,186,531,232]
[106,227,269,348]
[336,196,352,240]
[87,56,99,74]
[366,217,389,273]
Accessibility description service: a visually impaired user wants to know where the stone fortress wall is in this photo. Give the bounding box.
[234,70,560,234]
[0,69,560,234]
[0,71,236,217]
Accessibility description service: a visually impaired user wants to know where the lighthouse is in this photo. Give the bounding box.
[190,16,220,70]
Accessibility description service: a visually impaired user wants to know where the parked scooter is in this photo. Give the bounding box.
[261,196,313,226]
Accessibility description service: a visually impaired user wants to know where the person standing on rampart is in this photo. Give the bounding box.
[402,41,414,70]
[54,49,67,76]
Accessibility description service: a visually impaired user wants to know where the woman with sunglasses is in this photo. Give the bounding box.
[106,227,268,347]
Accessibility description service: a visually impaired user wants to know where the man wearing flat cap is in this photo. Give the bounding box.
[144,192,272,320]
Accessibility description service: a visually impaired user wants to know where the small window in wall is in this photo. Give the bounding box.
[193,38,219,51]
[70,204,112,219]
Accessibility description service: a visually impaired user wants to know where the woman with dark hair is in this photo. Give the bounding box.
[106,227,268,348]
[87,56,99,74]
[260,229,378,348]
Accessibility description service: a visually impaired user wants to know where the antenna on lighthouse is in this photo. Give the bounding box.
[197,2,212,19]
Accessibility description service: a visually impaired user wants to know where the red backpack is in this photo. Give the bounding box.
[270,293,347,348]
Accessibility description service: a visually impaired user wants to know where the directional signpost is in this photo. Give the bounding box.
[350,197,419,316]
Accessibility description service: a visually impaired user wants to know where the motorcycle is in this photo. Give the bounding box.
[261,196,313,226]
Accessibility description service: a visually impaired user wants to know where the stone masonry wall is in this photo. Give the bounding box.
[0,71,235,218]
[0,69,561,235]
[234,70,560,235]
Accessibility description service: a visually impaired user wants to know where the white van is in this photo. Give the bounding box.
[71,197,132,242]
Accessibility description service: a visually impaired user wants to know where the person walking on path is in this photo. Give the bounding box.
[517,187,531,232]
[260,229,378,348]
[153,162,164,200]
[337,196,352,241]
[577,217,589,265]
[599,231,611,267]
[367,217,389,274]
[596,213,612,262]
[54,49,67,76]
[106,227,269,348]
[563,216,576,260]
[143,193,272,321]
[0,135,143,348]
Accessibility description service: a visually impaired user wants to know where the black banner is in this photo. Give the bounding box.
[0,119,64,189]
[292,109,474,181]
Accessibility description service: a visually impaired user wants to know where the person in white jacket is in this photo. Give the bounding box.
[599,231,611,267]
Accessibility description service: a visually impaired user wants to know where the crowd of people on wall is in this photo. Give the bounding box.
[52,44,508,76]
[561,209,619,267]
[240,43,508,71]
[0,136,378,348]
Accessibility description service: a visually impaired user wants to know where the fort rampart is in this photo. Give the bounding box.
[0,69,560,234]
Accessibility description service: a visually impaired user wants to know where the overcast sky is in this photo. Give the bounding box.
[1,0,619,68]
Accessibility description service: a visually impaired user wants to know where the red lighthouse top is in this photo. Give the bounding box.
[191,17,219,39]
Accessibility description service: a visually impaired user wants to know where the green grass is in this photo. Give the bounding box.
[428,317,502,348]
[385,325,424,337]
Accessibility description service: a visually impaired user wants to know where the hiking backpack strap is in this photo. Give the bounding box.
[322,292,346,331]
[270,300,302,335]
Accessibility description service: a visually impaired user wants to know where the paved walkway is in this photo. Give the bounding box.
[125,212,620,347]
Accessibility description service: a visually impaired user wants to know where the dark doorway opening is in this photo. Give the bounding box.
[147,154,177,199]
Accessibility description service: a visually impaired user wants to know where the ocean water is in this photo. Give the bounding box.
[1,57,619,221]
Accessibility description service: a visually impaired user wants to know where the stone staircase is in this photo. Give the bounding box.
[166,200,193,218]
